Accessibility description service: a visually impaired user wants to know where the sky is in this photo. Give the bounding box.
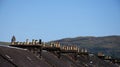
[0,0,120,42]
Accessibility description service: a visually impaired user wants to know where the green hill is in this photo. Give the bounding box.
[52,35,120,58]
[0,41,10,45]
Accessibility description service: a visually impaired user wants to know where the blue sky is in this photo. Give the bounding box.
[0,0,120,42]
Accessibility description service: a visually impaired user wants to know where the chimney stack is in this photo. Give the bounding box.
[39,39,42,44]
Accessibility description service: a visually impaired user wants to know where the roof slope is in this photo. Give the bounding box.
[0,45,119,67]
[0,45,51,67]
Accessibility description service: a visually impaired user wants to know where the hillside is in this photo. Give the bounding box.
[0,41,10,45]
[0,45,118,67]
[51,35,120,58]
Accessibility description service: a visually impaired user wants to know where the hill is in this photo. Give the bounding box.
[0,41,10,45]
[51,35,120,58]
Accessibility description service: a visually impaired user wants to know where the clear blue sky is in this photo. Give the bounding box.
[0,0,120,42]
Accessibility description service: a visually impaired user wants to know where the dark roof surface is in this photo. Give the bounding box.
[0,45,50,67]
[0,45,119,67]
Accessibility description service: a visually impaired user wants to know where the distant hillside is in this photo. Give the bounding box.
[0,41,10,45]
[52,35,120,58]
